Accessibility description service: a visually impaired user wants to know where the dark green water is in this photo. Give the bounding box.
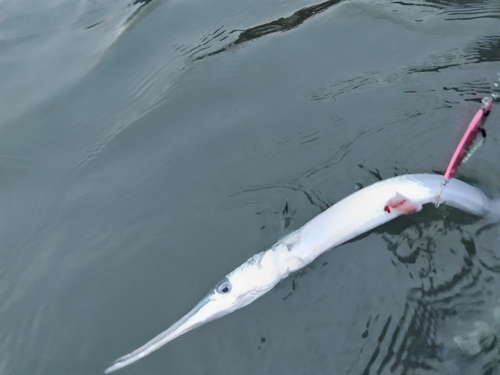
[1,0,500,374]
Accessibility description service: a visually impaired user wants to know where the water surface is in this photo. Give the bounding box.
[1,0,500,374]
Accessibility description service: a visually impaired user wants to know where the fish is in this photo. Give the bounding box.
[105,173,498,373]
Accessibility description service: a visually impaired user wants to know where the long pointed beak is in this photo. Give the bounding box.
[105,247,285,373]
[105,293,222,373]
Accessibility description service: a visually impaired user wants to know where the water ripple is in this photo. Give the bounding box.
[391,0,500,22]
[353,218,500,374]
[191,0,346,63]
[407,35,500,75]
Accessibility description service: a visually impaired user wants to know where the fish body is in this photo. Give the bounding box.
[280,174,491,270]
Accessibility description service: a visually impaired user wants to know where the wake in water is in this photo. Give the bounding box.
[0,0,160,123]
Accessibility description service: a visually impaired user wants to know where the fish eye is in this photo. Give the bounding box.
[215,278,232,294]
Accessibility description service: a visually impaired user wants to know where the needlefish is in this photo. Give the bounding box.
[105,173,500,373]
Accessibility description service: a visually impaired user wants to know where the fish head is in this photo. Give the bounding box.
[193,247,287,325]
[105,246,288,373]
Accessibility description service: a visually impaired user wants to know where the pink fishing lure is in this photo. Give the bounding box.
[444,101,493,180]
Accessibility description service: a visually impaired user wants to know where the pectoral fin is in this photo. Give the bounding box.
[384,192,422,215]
